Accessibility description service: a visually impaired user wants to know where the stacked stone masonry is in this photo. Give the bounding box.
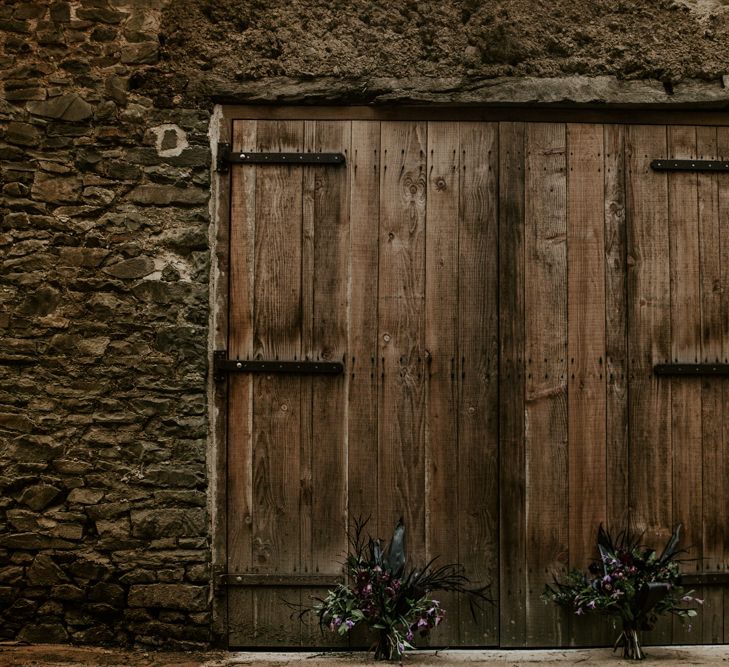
[3,0,729,652]
[1,0,212,649]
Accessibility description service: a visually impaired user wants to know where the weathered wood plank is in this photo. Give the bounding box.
[227,119,257,646]
[378,121,428,562]
[716,127,729,644]
[498,121,527,647]
[299,120,316,645]
[250,120,304,645]
[524,122,569,647]
[458,121,500,646]
[696,125,724,644]
[347,122,381,529]
[566,123,608,647]
[625,124,672,646]
[603,125,630,536]
[424,121,460,646]
[667,126,703,645]
[310,120,350,581]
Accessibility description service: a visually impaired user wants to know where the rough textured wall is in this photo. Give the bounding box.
[145,0,729,107]
[3,0,729,653]
[0,0,212,649]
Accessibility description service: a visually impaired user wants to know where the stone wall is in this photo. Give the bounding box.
[3,0,729,652]
[0,0,213,649]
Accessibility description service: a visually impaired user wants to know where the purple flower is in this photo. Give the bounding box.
[333,616,342,628]
[587,600,596,609]
[575,607,585,616]
[406,629,414,642]
[417,617,429,629]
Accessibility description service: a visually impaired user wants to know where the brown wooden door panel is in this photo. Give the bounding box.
[226,117,728,648]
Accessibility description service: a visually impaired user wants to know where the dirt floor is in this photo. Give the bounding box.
[1,645,728,667]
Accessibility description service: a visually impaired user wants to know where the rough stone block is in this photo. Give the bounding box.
[18,622,69,643]
[88,582,125,607]
[51,584,85,601]
[102,256,155,280]
[127,584,207,611]
[121,42,159,65]
[28,93,93,122]
[66,488,105,505]
[19,483,62,511]
[128,185,207,206]
[49,2,70,22]
[27,554,69,586]
[58,247,110,268]
[31,173,83,204]
[130,508,206,539]
[0,413,34,433]
[5,122,41,147]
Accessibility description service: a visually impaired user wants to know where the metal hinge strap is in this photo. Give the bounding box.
[654,363,729,376]
[217,574,344,588]
[651,159,729,173]
[216,143,346,172]
[214,351,343,381]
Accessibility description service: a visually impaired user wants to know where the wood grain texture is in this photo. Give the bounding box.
[603,125,630,536]
[250,120,304,645]
[567,123,607,569]
[717,128,729,644]
[566,123,608,647]
[310,120,350,575]
[667,126,702,645]
[424,121,460,646]
[348,121,381,528]
[524,122,569,647]
[458,122,499,646]
[697,126,724,644]
[378,121,428,561]
[625,124,672,646]
[227,120,257,645]
[498,121,527,647]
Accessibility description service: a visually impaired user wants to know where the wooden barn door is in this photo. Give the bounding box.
[498,121,729,647]
[225,119,499,647]
[224,116,729,648]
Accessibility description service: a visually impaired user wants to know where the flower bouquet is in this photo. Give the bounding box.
[542,524,701,660]
[313,517,491,661]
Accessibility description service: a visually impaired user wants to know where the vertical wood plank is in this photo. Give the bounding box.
[523,122,569,647]
[301,121,352,647]
[697,125,724,644]
[299,121,316,645]
[251,120,304,645]
[227,119,257,645]
[603,125,630,535]
[348,122,381,529]
[311,119,351,580]
[458,122,500,646]
[716,127,729,644]
[424,121,460,646]
[625,124,672,646]
[498,121,527,647]
[378,121,428,562]
[566,123,608,647]
[667,126,702,645]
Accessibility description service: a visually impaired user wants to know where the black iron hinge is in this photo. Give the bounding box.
[651,159,729,173]
[216,143,346,172]
[654,363,729,377]
[213,350,343,381]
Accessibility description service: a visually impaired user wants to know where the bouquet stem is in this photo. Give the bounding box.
[614,625,645,660]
